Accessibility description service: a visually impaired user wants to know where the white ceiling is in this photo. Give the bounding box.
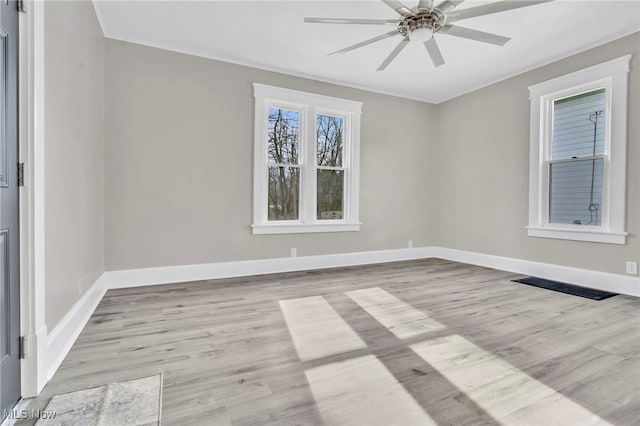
[93,0,640,103]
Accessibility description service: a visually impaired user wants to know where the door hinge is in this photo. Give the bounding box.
[17,162,24,186]
[17,0,26,13]
[19,336,28,359]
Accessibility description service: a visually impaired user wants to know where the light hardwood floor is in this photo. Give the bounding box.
[17,259,640,425]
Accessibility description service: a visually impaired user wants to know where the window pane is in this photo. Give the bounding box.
[552,88,606,160]
[317,115,343,167]
[549,158,603,226]
[268,108,299,164]
[317,169,344,220]
[268,166,299,221]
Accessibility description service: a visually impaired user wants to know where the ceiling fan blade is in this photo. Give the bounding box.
[417,0,434,10]
[381,0,413,16]
[447,1,554,23]
[377,37,410,71]
[304,17,400,26]
[329,30,400,57]
[435,0,465,13]
[440,24,510,46]
[424,37,445,67]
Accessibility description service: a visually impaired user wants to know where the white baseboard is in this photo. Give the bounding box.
[432,247,640,297]
[45,274,107,380]
[104,246,639,297]
[104,247,436,289]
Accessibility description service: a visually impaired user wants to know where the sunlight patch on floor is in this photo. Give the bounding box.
[305,355,437,426]
[346,287,445,339]
[411,335,612,425]
[279,295,366,361]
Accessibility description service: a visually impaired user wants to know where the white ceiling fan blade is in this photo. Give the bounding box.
[377,37,410,71]
[435,0,465,13]
[447,1,554,23]
[424,37,445,67]
[381,0,413,16]
[440,24,510,46]
[305,17,401,26]
[329,30,400,57]
[417,0,434,10]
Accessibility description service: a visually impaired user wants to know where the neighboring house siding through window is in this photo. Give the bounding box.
[549,89,605,226]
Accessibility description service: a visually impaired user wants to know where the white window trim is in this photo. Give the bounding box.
[252,83,362,235]
[526,55,631,245]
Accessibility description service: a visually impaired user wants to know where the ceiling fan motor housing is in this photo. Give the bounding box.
[398,8,445,39]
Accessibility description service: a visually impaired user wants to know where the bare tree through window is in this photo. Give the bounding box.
[317,115,344,220]
[268,108,300,220]
[253,83,362,233]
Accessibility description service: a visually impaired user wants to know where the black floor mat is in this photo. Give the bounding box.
[511,277,617,300]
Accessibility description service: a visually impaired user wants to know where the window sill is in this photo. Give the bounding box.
[526,226,627,245]
[252,222,361,235]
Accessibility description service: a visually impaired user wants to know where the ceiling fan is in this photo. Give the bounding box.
[305,0,553,70]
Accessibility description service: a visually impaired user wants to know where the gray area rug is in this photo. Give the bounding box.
[36,374,162,426]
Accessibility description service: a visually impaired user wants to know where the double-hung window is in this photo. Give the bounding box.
[527,55,630,244]
[252,84,362,234]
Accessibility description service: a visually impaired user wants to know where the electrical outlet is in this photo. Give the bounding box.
[408,240,413,249]
[626,261,638,275]
[290,248,297,258]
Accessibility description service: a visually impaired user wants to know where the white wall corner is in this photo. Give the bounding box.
[45,274,108,380]
[432,246,640,297]
[18,0,49,399]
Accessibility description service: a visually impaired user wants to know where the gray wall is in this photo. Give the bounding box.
[45,1,105,328]
[104,40,438,270]
[434,33,639,275]
[102,32,639,277]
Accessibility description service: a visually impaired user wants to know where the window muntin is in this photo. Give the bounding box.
[253,84,361,234]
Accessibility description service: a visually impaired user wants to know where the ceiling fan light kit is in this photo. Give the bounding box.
[399,8,443,41]
[305,0,553,70]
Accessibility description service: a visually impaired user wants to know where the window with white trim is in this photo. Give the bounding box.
[527,55,630,244]
[252,84,362,234]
